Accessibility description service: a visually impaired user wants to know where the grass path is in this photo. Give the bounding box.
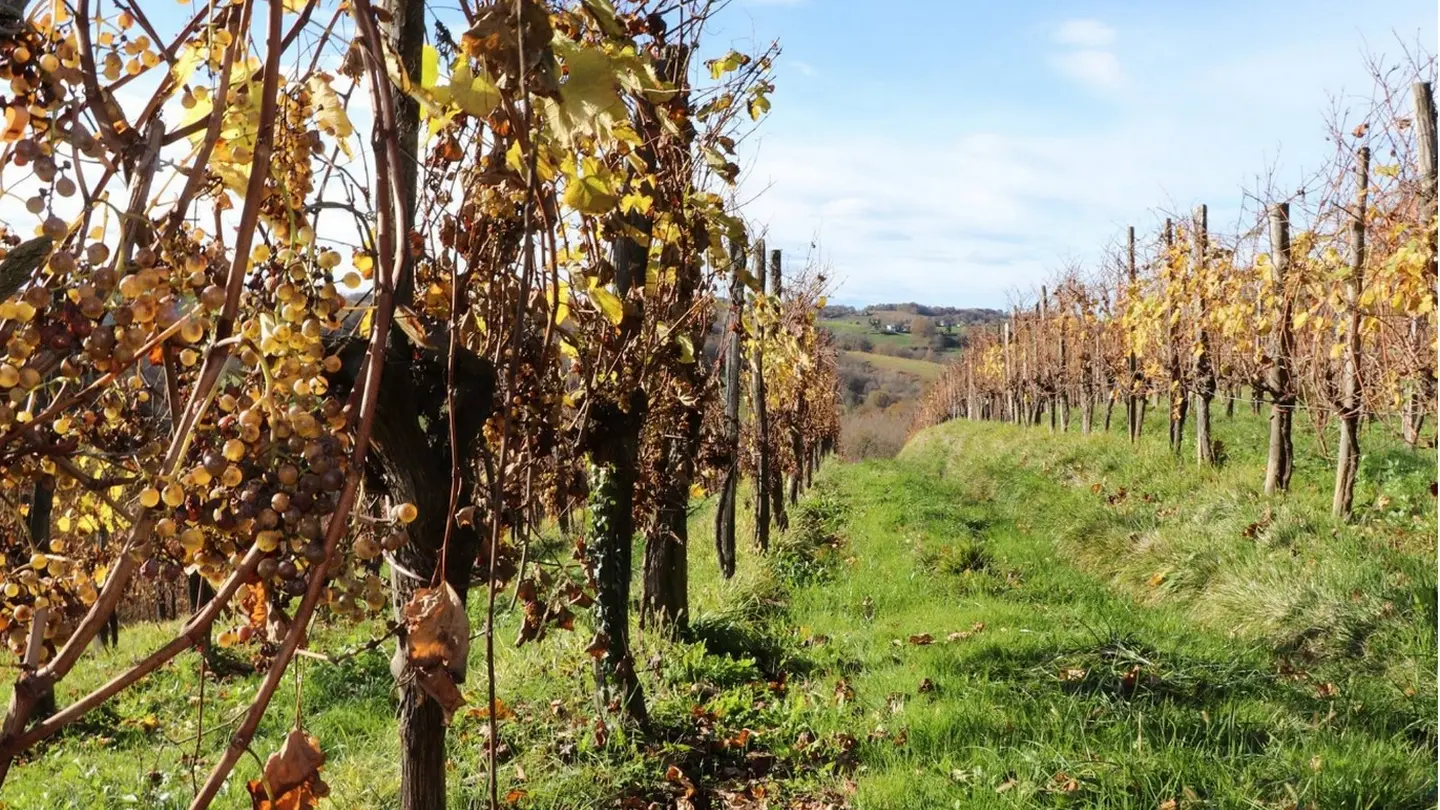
[778,416,1434,809]
[5,413,1434,808]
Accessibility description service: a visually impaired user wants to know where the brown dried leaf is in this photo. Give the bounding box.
[247,728,325,810]
[402,582,470,675]
[463,698,514,722]
[584,632,609,659]
[455,505,478,527]
[414,666,465,725]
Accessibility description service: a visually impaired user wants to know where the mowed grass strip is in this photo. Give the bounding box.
[781,408,1435,809]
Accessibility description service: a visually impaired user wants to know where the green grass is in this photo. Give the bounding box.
[814,409,1435,808]
[841,350,946,380]
[5,407,1434,808]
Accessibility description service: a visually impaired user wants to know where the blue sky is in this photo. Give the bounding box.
[708,0,1438,307]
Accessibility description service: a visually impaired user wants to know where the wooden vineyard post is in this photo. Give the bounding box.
[750,239,771,551]
[1404,81,1437,448]
[1083,303,1099,434]
[1192,205,1216,465]
[768,249,789,529]
[966,353,977,420]
[1264,203,1296,495]
[714,237,746,578]
[1125,227,1139,442]
[1058,289,1070,431]
[1041,286,1055,431]
[1164,219,1187,455]
[1251,292,1265,415]
[1003,316,1016,423]
[1334,147,1369,518]
[1019,306,1030,423]
[1030,301,1043,425]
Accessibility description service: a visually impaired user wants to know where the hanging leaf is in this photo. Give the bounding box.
[420,45,439,89]
[401,582,470,674]
[307,74,354,156]
[705,50,750,80]
[449,60,501,119]
[1,106,29,142]
[562,170,619,215]
[170,40,204,88]
[589,285,625,326]
[675,333,695,363]
[246,728,326,810]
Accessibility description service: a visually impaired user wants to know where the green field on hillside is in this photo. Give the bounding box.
[6,410,1433,809]
[841,350,946,380]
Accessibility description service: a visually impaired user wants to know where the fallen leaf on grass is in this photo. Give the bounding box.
[463,698,514,722]
[664,764,698,799]
[907,633,933,646]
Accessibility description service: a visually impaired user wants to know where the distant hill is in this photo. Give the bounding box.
[822,303,1005,325]
[819,302,1005,458]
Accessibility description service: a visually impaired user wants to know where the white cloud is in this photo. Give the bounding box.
[791,59,819,77]
[1048,19,1124,92]
[1050,49,1125,92]
[1053,19,1117,48]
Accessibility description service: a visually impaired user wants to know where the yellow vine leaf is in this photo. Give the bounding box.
[171,41,203,88]
[549,281,571,326]
[706,50,749,80]
[420,45,439,89]
[542,38,627,147]
[675,333,695,364]
[588,284,624,326]
[308,74,354,157]
[448,60,501,119]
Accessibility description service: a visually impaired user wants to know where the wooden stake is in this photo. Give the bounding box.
[1264,203,1295,494]
[1333,147,1369,517]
